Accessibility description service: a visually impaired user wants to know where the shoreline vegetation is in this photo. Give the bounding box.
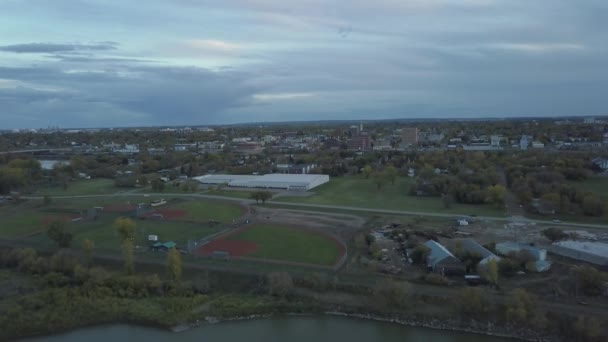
[0,246,603,342]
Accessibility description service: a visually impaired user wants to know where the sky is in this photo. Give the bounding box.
[0,0,607,128]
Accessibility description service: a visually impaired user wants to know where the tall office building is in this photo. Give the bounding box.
[401,127,419,145]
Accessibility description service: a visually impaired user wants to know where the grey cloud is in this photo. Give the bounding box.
[0,42,118,53]
[0,61,264,128]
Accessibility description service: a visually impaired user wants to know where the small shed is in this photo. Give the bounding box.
[152,241,177,252]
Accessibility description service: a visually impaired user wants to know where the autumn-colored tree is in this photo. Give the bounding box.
[362,165,373,179]
[267,272,293,297]
[485,185,506,208]
[82,239,95,267]
[115,217,136,242]
[385,165,398,185]
[121,239,135,275]
[167,247,182,282]
[484,258,499,285]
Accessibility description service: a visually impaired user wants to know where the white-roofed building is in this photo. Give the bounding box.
[194,173,329,191]
[550,241,608,266]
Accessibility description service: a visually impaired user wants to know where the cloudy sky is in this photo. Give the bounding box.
[1,0,607,128]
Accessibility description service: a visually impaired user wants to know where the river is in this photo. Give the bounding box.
[23,316,513,342]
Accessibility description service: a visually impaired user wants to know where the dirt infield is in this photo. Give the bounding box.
[143,208,187,220]
[194,239,258,257]
[103,204,137,213]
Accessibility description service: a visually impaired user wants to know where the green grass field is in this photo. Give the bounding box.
[34,178,120,196]
[0,212,49,239]
[227,224,342,266]
[277,176,505,217]
[569,176,608,200]
[171,200,244,222]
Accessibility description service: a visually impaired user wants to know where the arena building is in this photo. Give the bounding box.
[194,173,329,191]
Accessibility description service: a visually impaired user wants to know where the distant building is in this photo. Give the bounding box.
[349,125,360,137]
[531,141,545,149]
[276,163,317,174]
[550,241,608,267]
[347,135,370,151]
[233,142,263,154]
[520,135,532,150]
[401,127,419,145]
[490,135,504,147]
[592,157,608,171]
[424,240,465,275]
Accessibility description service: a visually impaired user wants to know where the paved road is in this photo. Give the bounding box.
[22,192,608,230]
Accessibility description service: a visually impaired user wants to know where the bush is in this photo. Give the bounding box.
[424,273,449,285]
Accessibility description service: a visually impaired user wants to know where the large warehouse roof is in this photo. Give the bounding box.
[193,173,329,190]
[553,241,608,257]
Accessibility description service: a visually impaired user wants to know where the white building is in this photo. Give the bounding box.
[531,141,545,149]
[194,173,329,191]
[550,241,608,266]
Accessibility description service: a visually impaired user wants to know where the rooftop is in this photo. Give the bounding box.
[553,241,608,257]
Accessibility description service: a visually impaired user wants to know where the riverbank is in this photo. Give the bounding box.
[171,308,555,342]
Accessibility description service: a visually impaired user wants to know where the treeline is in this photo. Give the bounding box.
[505,154,605,216]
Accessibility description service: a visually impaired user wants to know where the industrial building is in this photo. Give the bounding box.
[550,241,608,267]
[194,173,330,191]
[459,239,501,266]
[424,240,465,275]
[496,242,552,272]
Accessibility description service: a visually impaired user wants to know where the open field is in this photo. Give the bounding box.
[570,176,608,200]
[170,200,245,222]
[226,224,343,266]
[278,176,505,217]
[0,212,51,239]
[33,178,122,196]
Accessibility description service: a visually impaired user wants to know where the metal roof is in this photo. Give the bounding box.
[424,240,458,267]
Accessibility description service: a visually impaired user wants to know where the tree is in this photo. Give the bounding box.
[455,287,489,317]
[542,227,567,242]
[372,171,385,190]
[485,185,506,208]
[504,288,546,328]
[151,179,165,192]
[115,217,136,242]
[573,315,601,341]
[411,245,431,264]
[47,220,72,248]
[582,195,604,216]
[122,239,135,275]
[167,247,182,282]
[82,239,95,267]
[574,265,608,296]
[374,278,410,308]
[260,191,272,204]
[484,258,499,285]
[250,192,261,204]
[267,272,293,297]
[362,165,373,179]
[385,166,398,185]
[441,193,453,209]
[43,194,52,206]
